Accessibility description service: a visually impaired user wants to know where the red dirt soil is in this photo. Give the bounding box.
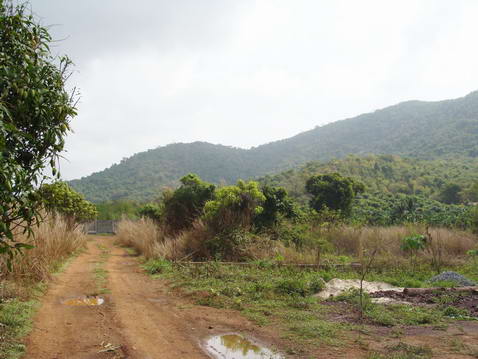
[23,236,478,359]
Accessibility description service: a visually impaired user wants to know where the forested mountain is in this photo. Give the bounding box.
[70,90,478,202]
[260,155,478,204]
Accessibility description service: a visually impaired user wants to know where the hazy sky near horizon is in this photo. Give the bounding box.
[31,0,478,180]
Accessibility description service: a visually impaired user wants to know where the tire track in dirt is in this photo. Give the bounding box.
[24,236,128,359]
[25,235,296,359]
[106,240,208,359]
[24,236,213,359]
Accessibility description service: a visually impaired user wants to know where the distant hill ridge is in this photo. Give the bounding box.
[70,90,478,202]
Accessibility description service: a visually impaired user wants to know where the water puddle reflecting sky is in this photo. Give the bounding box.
[205,334,282,359]
[62,296,104,306]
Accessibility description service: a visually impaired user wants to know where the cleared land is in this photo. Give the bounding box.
[23,235,478,359]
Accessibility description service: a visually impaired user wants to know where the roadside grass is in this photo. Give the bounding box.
[366,342,433,359]
[93,244,111,294]
[141,257,478,353]
[144,260,354,347]
[0,299,38,359]
[0,215,87,359]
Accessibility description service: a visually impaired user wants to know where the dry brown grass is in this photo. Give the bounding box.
[0,214,87,297]
[324,224,477,267]
[116,217,477,267]
[117,218,319,263]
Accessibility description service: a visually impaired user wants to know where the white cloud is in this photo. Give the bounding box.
[30,0,478,179]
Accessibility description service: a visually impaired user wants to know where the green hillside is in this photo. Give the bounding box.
[260,154,478,204]
[70,91,478,202]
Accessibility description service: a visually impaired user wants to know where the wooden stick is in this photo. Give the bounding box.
[173,261,362,269]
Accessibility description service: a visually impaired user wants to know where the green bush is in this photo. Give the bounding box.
[137,203,162,222]
[142,259,172,274]
[275,275,324,297]
[39,182,97,228]
[275,278,310,296]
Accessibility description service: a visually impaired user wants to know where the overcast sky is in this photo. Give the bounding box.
[30,0,478,180]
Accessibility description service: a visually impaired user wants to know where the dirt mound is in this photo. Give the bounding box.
[370,289,478,317]
[315,279,403,299]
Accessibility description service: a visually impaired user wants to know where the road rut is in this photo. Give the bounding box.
[24,236,209,359]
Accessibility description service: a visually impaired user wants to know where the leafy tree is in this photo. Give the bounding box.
[137,203,162,223]
[0,3,77,256]
[254,185,297,229]
[305,173,364,215]
[464,182,478,203]
[39,182,97,229]
[437,183,462,204]
[400,234,427,271]
[163,173,215,233]
[204,180,265,231]
[470,205,478,233]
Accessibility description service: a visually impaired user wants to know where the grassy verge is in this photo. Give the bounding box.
[93,244,111,295]
[142,258,478,356]
[144,260,353,353]
[0,298,38,359]
[0,216,87,359]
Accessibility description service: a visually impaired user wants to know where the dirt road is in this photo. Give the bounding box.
[24,236,257,359]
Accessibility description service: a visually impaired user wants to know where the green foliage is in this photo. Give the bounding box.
[39,182,97,227]
[142,258,172,274]
[0,3,76,256]
[0,299,37,358]
[464,182,478,202]
[437,183,462,204]
[467,249,478,257]
[137,203,162,223]
[401,234,427,270]
[401,235,427,252]
[470,206,478,233]
[163,173,215,233]
[204,180,265,230]
[253,185,297,229]
[352,192,472,228]
[205,229,255,261]
[275,276,324,297]
[305,173,364,215]
[96,200,141,220]
[70,91,478,203]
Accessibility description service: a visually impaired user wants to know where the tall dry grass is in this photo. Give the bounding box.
[116,218,288,261]
[116,217,477,268]
[0,214,87,284]
[116,218,192,260]
[325,224,476,267]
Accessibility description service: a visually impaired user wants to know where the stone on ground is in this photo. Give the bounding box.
[428,271,476,287]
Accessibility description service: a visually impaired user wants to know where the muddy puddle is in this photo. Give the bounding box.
[62,296,104,306]
[204,333,282,359]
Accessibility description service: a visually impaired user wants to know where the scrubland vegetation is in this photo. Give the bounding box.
[0,215,87,358]
[115,170,478,356]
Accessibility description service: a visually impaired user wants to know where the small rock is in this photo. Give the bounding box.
[428,271,476,287]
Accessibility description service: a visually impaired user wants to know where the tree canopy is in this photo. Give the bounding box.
[39,182,97,228]
[0,2,76,256]
[305,173,364,214]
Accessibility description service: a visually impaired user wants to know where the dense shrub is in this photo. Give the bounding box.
[39,182,97,229]
[306,173,364,215]
[163,174,215,234]
[204,180,265,231]
[137,203,162,223]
